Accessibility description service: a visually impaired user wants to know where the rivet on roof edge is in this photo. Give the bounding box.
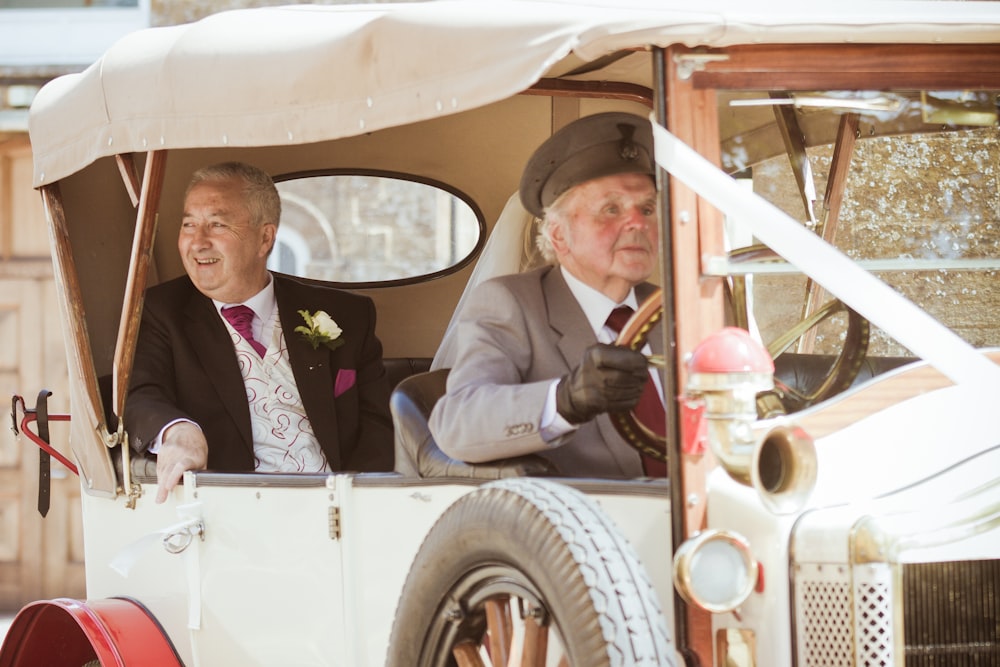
[107,137,113,146]
[359,118,366,129]
[366,97,374,108]
[451,98,458,108]
[222,134,229,145]
[288,130,294,141]
[435,100,443,112]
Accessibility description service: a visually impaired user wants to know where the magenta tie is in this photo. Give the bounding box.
[221,305,266,357]
[606,306,667,477]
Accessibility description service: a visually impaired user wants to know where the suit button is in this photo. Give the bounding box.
[505,423,534,437]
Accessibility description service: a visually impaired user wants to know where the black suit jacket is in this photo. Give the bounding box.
[124,273,393,472]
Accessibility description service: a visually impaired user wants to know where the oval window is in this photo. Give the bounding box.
[270,174,482,285]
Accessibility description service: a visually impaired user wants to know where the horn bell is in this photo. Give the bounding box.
[751,424,817,515]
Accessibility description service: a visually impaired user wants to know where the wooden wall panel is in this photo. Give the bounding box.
[6,140,48,257]
[0,138,84,610]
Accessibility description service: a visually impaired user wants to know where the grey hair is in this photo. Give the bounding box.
[534,185,576,265]
[186,162,281,229]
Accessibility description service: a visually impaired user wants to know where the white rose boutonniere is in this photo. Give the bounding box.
[295,310,345,351]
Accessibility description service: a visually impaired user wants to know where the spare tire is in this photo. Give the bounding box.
[385,477,676,667]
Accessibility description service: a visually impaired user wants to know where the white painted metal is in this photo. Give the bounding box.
[82,475,670,665]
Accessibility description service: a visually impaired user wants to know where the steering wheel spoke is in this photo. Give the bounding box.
[771,299,870,412]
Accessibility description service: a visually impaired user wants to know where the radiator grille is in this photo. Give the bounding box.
[796,564,855,666]
[903,560,1000,666]
[856,580,893,666]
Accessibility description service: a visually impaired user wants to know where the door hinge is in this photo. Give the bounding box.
[329,505,341,540]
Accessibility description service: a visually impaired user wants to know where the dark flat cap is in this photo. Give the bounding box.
[519,112,654,217]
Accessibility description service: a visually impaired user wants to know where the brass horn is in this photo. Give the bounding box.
[751,423,817,515]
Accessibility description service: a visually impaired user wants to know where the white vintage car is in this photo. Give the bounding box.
[5,1,1000,666]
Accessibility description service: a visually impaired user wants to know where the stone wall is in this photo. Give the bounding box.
[151,0,415,27]
[753,127,1000,357]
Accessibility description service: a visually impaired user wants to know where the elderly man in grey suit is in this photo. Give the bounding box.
[429,112,665,478]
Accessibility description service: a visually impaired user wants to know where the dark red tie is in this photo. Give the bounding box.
[222,305,266,357]
[606,306,668,477]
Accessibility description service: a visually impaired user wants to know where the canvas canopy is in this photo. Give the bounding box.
[28,0,1000,187]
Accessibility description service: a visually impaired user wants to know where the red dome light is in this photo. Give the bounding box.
[688,327,774,375]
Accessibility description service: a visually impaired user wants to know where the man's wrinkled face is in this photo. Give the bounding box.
[551,172,658,302]
[178,177,275,304]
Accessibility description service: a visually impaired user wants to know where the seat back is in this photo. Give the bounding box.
[433,192,542,370]
[773,353,916,397]
[383,357,432,391]
[390,369,554,479]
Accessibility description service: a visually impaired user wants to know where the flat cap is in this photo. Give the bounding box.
[519,112,654,217]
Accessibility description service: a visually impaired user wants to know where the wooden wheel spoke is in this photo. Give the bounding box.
[486,596,513,666]
[519,613,549,667]
[453,639,487,667]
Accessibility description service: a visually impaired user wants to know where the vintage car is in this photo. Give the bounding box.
[5,1,1000,665]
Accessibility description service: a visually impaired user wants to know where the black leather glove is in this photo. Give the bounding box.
[556,343,649,424]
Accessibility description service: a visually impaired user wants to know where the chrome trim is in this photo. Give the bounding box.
[673,529,758,614]
[852,475,1000,564]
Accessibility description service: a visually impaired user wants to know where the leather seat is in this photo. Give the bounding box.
[390,369,554,479]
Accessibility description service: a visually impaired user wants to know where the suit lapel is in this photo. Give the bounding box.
[542,268,595,370]
[183,290,254,454]
[274,277,341,468]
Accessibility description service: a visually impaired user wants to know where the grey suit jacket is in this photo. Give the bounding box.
[429,265,663,478]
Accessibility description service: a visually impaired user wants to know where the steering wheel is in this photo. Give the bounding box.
[727,245,870,414]
[763,298,869,413]
[608,274,870,458]
[608,288,667,463]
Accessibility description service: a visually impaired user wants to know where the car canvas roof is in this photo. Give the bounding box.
[27,0,1000,187]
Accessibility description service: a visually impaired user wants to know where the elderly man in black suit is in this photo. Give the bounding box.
[126,162,393,503]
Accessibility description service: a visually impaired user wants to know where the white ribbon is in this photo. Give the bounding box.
[108,500,203,631]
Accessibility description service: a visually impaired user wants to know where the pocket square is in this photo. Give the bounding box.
[334,368,356,398]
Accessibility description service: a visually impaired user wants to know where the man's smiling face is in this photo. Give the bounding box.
[177,177,275,303]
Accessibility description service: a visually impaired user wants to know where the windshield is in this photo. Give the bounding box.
[711,89,999,361]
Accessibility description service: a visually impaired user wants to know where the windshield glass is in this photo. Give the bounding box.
[714,89,1000,360]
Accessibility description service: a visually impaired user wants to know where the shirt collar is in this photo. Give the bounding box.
[560,266,638,337]
[213,272,276,320]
